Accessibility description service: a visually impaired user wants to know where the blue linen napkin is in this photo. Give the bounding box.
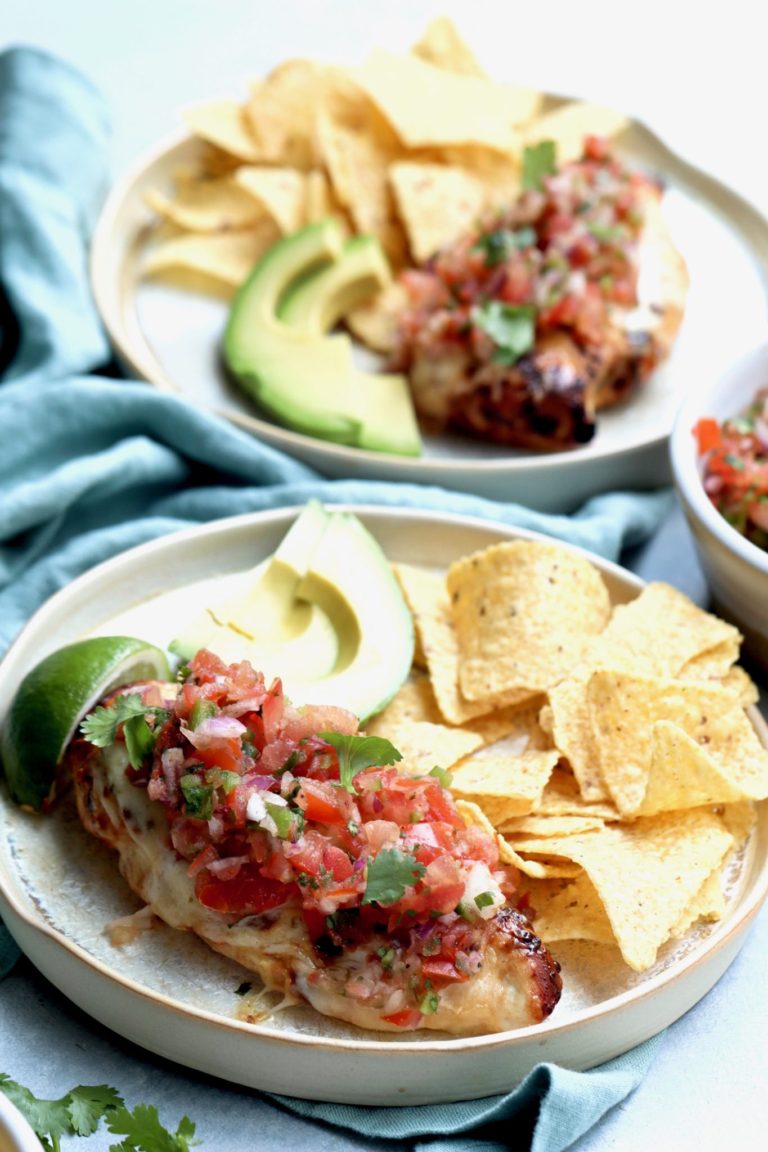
[0,44,673,1150]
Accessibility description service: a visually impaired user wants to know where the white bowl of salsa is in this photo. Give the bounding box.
[670,338,768,672]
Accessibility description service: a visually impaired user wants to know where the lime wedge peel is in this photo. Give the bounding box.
[0,636,171,812]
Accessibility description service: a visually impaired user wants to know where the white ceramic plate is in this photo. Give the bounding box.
[1,507,767,1105]
[0,1093,40,1152]
[90,118,768,513]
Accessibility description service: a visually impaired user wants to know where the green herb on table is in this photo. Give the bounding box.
[0,1074,199,1151]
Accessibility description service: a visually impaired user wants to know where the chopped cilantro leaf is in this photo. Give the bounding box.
[473,225,536,265]
[522,140,556,190]
[471,301,536,366]
[319,732,402,793]
[80,695,169,771]
[362,848,426,906]
[123,713,157,771]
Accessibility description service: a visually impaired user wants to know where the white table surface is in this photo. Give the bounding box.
[1,2,767,1148]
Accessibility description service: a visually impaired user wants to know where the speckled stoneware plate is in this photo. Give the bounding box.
[1,507,767,1105]
[90,114,768,513]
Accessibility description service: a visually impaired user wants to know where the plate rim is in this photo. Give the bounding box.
[1,504,767,1072]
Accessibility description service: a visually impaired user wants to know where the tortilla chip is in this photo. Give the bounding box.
[184,99,263,162]
[447,539,611,701]
[352,48,521,154]
[465,698,550,748]
[536,767,620,821]
[365,670,443,729]
[317,83,407,266]
[513,808,734,970]
[144,176,267,233]
[638,720,768,815]
[410,17,543,129]
[394,562,533,724]
[677,635,742,683]
[243,59,354,169]
[389,161,487,262]
[543,583,743,802]
[366,717,483,777]
[587,671,768,816]
[410,16,486,77]
[234,166,307,234]
[594,583,742,679]
[523,99,630,164]
[345,281,408,355]
[457,801,581,878]
[530,872,616,945]
[141,223,280,294]
[669,869,726,939]
[450,743,560,822]
[501,813,608,837]
[719,801,758,847]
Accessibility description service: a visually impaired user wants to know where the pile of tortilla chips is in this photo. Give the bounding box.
[363,537,768,974]
[141,16,629,350]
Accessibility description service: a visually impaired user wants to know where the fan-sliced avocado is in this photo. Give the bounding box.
[169,502,414,721]
[222,220,422,456]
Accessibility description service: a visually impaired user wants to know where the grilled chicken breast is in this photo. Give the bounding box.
[393,137,689,451]
[66,656,562,1036]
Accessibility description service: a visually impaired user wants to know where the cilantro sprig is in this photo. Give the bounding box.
[471,300,536,366]
[319,732,402,793]
[362,847,426,906]
[0,1074,198,1151]
[80,694,170,771]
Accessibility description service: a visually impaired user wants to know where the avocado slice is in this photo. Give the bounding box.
[223,220,422,456]
[169,503,414,721]
[291,508,415,720]
[223,218,361,444]
[278,234,392,333]
[169,501,339,681]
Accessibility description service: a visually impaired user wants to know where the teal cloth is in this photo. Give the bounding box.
[0,45,673,1150]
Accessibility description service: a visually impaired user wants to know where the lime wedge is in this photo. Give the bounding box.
[0,636,171,811]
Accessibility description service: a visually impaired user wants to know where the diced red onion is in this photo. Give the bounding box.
[182,715,247,748]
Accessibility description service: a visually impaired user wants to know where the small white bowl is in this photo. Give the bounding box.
[670,339,768,671]
[0,1092,40,1152]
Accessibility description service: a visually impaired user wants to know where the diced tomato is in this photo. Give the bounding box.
[381,1008,423,1029]
[499,262,533,304]
[693,417,722,454]
[420,958,469,985]
[583,134,610,161]
[186,843,218,878]
[296,778,350,827]
[195,863,293,915]
[197,740,243,775]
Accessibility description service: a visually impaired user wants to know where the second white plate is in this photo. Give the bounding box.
[90,118,768,513]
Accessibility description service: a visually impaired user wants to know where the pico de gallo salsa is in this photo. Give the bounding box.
[694,387,768,551]
[394,135,659,375]
[82,649,522,1030]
